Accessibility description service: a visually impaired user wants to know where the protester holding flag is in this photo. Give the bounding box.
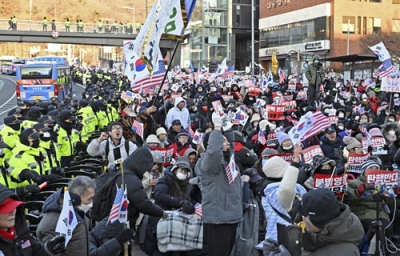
[195,112,242,256]
[0,184,66,256]
[36,176,96,256]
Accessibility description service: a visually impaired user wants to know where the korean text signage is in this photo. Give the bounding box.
[267,0,290,9]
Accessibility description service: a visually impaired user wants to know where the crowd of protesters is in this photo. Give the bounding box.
[0,56,399,255]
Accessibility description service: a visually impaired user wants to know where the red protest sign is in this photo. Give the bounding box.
[267,131,278,147]
[248,86,261,97]
[365,170,398,188]
[296,91,307,100]
[212,100,225,117]
[314,173,348,194]
[265,104,285,120]
[282,100,297,112]
[153,148,175,167]
[347,152,370,174]
[302,145,324,164]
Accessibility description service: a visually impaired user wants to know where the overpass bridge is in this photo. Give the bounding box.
[0,20,181,63]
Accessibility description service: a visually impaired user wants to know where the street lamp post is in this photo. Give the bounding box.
[115,6,135,26]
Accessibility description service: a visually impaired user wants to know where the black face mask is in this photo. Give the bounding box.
[31,139,40,148]
[8,123,21,131]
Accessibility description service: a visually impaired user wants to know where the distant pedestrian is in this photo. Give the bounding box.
[43,17,48,31]
[76,20,79,32]
[8,17,12,29]
[51,20,56,31]
[78,19,84,33]
[12,16,17,30]
[65,18,70,32]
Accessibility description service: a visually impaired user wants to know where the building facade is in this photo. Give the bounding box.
[187,0,259,72]
[259,0,400,79]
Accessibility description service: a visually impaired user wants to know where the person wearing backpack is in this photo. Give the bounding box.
[87,122,137,168]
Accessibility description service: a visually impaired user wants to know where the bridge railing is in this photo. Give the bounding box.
[0,19,139,34]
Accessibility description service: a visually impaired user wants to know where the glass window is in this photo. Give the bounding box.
[342,16,355,34]
[236,5,240,26]
[368,17,381,33]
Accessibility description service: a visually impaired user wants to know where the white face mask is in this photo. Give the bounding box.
[176,173,187,180]
[269,124,276,130]
[363,98,368,102]
[389,130,396,136]
[338,125,344,130]
[389,119,395,123]
[352,101,357,104]
[43,132,51,138]
[282,145,293,150]
[78,202,93,213]
[338,113,344,118]
[324,109,330,114]
[355,116,360,120]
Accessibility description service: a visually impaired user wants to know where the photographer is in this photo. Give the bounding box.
[305,55,325,106]
[347,160,399,239]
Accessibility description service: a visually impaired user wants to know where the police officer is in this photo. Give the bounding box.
[77,99,97,143]
[7,129,63,188]
[52,110,80,167]
[97,19,103,33]
[78,19,84,33]
[22,106,41,129]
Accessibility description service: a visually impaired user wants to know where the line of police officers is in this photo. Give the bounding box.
[0,70,130,197]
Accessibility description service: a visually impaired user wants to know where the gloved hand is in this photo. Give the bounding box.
[356,184,365,197]
[50,167,65,177]
[46,235,66,254]
[19,169,41,183]
[180,200,195,214]
[270,245,292,256]
[116,229,135,246]
[24,184,41,195]
[212,112,223,127]
[41,174,64,183]
[75,142,87,150]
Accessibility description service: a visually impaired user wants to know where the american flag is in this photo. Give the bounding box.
[279,68,286,84]
[225,154,238,185]
[373,59,397,78]
[258,129,266,145]
[188,126,195,137]
[121,91,134,100]
[194,203,202,218]
[359,107,365,115]
[131,120,144,138]
[132,60,168,92]
[221,65,234,78]
[107,187,124,225]
[289,110,331,145]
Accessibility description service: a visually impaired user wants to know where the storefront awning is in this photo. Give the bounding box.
[322,54,378,63]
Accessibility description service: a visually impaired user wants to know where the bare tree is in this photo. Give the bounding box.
[359,30,400,65]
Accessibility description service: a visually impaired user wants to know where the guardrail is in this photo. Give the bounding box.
[0,19,140,34]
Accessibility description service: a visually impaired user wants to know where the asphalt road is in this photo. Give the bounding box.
[0,74,85,125]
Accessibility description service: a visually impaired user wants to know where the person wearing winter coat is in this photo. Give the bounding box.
[261,147,307,244]
[305,55,325,106]
[320,126,345,166]
[0,184,66,256]
[195,113,243,256]
[114,147,168,228]
[295,188,363,256]
[233,132,258,174]
[165,96,191,130]
[36,176,96,256]
[193,100,212,132]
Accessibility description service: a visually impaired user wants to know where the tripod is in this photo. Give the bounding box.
[360,194,390,256]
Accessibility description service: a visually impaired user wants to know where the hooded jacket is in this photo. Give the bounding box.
[302,204,364,256]
[195,130,243,224]
[165,96,191,129]
[0,185,56,256]
[36,189,90,256]
[114,148,164,225]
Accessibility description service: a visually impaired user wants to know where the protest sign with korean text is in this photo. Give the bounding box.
[314,173,348,194]
[302,145,324,164]
[365,170,398,189]
[347,152,370,174]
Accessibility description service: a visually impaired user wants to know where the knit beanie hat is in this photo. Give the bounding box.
[262,156,289,178]
[369,128,383,137]
[361,160,380,174]
[146,134,160,144]
[261,148,278,157]
[277,132,291,145]
[343,136,361,150]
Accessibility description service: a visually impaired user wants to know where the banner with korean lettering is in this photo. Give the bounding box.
[362,136,387,155]
[153,148,175,167]
[282,100,297,112]
[347,152,370,174]
[270,153,295,163]
[266,131,278,148]
[302,145,324,164]
[314,173,348,194]
[296,90,307,100]
[265,104,285,120]
[381,76,400,92]
[365,170,398,189]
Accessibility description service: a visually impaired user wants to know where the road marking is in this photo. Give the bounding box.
[0,93,16,115]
